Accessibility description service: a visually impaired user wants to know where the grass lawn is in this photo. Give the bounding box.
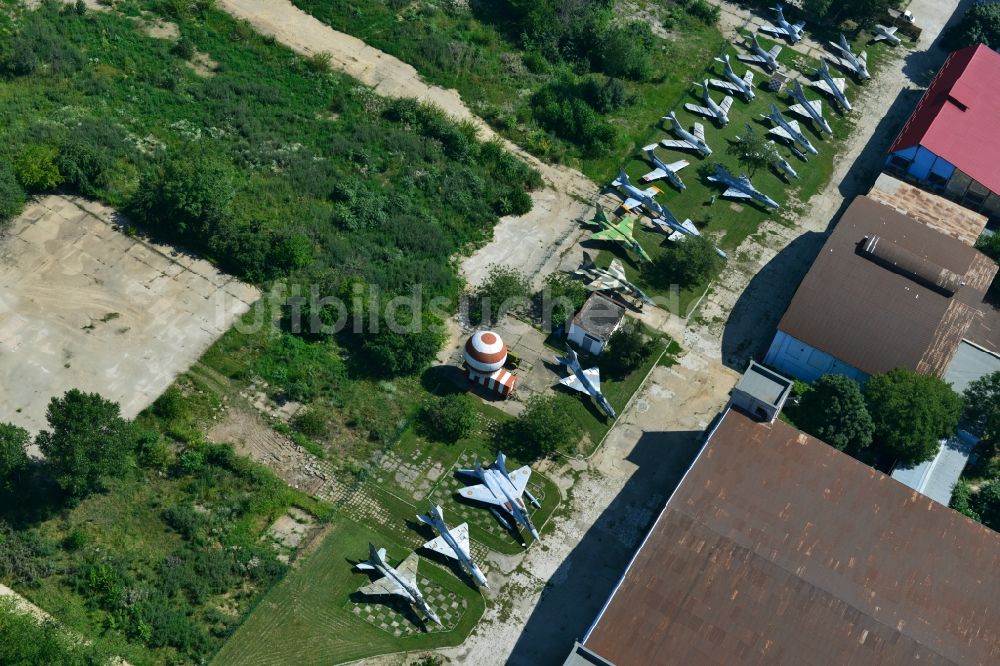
[211,515,487,666]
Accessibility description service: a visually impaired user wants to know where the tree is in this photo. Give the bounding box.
[648,235,722,289]
[865,369,963,466]
[602,319,657,378]
[420,394,478,443]
[0,423,30,494]
[943,2,1000,51]
[361,312,445,377]
[35,390,136,500]
[727,128,777,177]
[534,272,587,331]
[0,165,26,224]
[794,374,874,454]
[470,264,531,325]
[962,370,1000,441]
[13,144,63,192]
[969,479,1000,530]
[497,394,581,460]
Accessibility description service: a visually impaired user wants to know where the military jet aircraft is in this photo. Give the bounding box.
[640,144,689,191]
[556,347,616,419]
[738,33,782,72]
[684,80,734,126]
[611,168,673,221]
[458,452,540,543]
[787,79,832,135]
[418,502,489,588]
[706,165,780,210]
[827,33,870,81]
[660,111,712,156]
[771,146,800,180]
[810,60,851,111]
[761,103,818,156]
[586,205,652,264]
[873,24,901,47]
[355,544,442,625]
[710,54,755,102]
[575,252,653,305]
[760,3,804,43]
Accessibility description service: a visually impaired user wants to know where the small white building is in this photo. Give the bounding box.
[567,293,625,356]
[729,362,793,424]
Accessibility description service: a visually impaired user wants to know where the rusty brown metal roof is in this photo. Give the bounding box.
[777,196,1000,377]
[583,410,1000,666]
[868,173,988,247]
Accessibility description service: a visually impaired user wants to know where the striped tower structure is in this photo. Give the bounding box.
[463,330,517,398]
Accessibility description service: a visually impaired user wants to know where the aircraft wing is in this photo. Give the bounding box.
[693,122,706,142]
[787,119,802,133]
[826,54,854,72]
[666,158,689,172]
[723,187,752,199]
[606,259,627,281]
[684,102,715,118]
[397,553,419,587]
[708,78,740,94]
[621,196,643,211]
[507,465,531,496]
[738,54,766,65]
[641,167,667,182]
[359,576,406,597]
[858,51,868,67]
[768,45,783,59]
[583,367,601,393]
[423,534,459,560]
[459,483,502,506]
[560,373,588,394]
[452,523,471,556]
[875,26,897,42]
[742,70,754,85]
[788,102,809,119]
[585,275,620,292]
[760,22,788,37]
[659,138,696,151]
[768,126,793,141]
[612,216,636,240]
[720,96,734,115]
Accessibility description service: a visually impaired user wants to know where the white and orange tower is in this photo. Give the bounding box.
[463,331,517,398]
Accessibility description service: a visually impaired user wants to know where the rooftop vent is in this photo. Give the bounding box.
[859,235,964,295]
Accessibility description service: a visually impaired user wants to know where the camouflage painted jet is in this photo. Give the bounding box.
[710,54,755,102]
[827,33,870,80]
[586,204,652,263]
[417,502,489,588]
[811,59,851,111]
[761,103,818,155]
[707,165,780,210]
[684,80,734,126]
[738,33,782,72]
[574,252,653,305]
[660,111,712,156]
[760,3,804,43]
[787,79,832,135]
[355,544,442,625]
[640,144,689,191]
[458,452,540,543]
[873,24,901,47]
[556,347,616,420]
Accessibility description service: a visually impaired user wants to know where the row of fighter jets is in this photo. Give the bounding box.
[354,452,542,626]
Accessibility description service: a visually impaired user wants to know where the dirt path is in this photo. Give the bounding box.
[218,0,597,288]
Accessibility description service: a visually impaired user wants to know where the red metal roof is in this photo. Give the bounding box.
[890,44,1000,195]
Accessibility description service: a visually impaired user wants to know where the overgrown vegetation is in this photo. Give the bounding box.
[497,393,582,460]
[0,598,110,666]
[943,1,1000,51]
[952,371,1000,530]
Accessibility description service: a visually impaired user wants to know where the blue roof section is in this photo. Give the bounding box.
[891,431,978,506]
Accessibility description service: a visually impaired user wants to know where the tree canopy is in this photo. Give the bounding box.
[35,390,136,500]
[865,369,963,466]
[0,423,30,495]
[419,394,478,444]
[943,2,1000,51]
[0,600,110,666]
[649,235,723,289]
[726,128,777,177]
[795,374,874,454]
[497,394,581,460]
[602,319,657,379]
[962,370,1000,441]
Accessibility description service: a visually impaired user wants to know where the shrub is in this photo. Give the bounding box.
[471,264,531,325]
[361,312,445,377]
[943,1,1000,51]
[598,21,655,81]
[534,271,588,331]
[14,144,63,192]
[292,407,328,439]
[172,37,196,60]
[0,524,56,587]
[497,394,581,460]
[420,394,478,443]
[0,165,26,223]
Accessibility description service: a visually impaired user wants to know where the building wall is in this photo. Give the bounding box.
[888,147,997,219]
[567,323,607,355]
[763,331,869,383]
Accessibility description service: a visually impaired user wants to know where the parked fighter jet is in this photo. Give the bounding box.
[458,452,540,542]
[761,103,818,155]
[738,33,782,72]
[760,3,804,43]
[827,33,870,80]
[684,80,733,126]
[556,347,616,419]
[787,79,832,135]
[771,146,800,180]
[640,144,689,191]
[355,544,442,625]
[418,502,489,588]
[706,165,780,210]
[873,24,901,46]
[660,112,712,156]
[710,54,755,102]
[611,168,675,223]
[586,205,652,264]
[575,252,653,305]
[810,60,851,111]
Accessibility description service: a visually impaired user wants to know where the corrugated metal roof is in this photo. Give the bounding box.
[776,196,1000,377]
[572,293,625,340]
[733,361,791,407]
[890,431,977,506]
[868,174,987,247]
[889,44,1000,196]
[583,410,1000,666]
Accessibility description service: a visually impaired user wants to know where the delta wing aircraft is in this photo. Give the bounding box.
[810,60,851,110]
[355,545,442,625]
[706,165,780,209]
[418,502,489,588]
[457,452,540,543]
[556,347,616,419]
[575,252,653,305]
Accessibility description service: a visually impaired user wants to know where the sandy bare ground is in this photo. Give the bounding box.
[218,0,597,288]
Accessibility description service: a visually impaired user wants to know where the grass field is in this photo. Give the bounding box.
[212,515,487,666]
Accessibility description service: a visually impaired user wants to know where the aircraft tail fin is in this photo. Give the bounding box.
[495,451,508,475]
